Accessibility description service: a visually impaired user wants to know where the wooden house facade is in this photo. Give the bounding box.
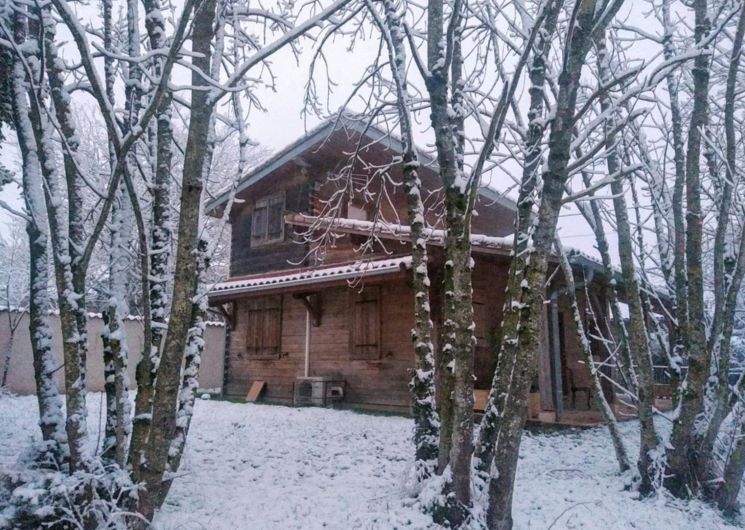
[207,117,620,422]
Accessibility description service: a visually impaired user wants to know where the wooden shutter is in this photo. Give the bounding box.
[245,297,282,357]
[252,206,267,243]
[246,306,263,354]
[267,199,284,241]
[350,287,380,360]
[263,297,282,355]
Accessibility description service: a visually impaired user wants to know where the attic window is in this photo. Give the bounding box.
[252,194,284,245]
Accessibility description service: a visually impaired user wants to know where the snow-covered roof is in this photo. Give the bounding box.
[209,255,413,299]
[205,114,517,215]
[285,214,514,254]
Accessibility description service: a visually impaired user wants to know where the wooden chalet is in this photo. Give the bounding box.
[206,116,626,425]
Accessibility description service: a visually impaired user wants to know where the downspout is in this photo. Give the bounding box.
[549,290,564,422]
[304,302,310,378]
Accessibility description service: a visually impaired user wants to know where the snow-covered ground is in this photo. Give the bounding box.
[0,392,741,529]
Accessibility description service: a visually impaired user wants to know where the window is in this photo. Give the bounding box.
[245,296,282,357]
[347,200,370,221]
[350,286,381,360]
[252,194,284,245]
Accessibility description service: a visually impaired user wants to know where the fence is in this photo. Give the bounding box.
[0,310,226,396]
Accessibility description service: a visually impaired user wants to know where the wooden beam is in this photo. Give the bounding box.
[217,301,236,328]
[294,292,322,326]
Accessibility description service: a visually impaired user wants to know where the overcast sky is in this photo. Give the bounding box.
[0,1,661,263]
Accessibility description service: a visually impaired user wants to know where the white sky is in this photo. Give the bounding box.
[0,0,663,261]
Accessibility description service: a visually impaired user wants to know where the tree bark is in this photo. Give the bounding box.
[423,0,474,523]
[594,33,659,494]
[129,0,175,476]
[8,12,68,466]
[555,239,631,473]
[101,186,133,467]
[135,0,217,521]
[475,1,601,527]
[24,7,94,473]
[716,411,745,514]
[662,0,688,398]
[696,2,745,488]
[369,0,439,481]
[665,0,711,497]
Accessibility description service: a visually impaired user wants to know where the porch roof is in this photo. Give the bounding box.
[208,255,412,302]
[283,214,667,303]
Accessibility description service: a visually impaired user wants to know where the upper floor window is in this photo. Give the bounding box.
[252,194,284,245]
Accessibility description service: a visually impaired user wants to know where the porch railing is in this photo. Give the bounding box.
[653,365,744,386]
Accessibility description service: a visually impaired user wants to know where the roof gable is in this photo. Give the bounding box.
[205,115,518,216]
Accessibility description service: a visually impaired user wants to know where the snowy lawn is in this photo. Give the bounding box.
[0,393,742,530]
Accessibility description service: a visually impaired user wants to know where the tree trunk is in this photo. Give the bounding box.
[475,1,600,527]
[101,185,133,467]
[423,0,474,523]
[135,0,217,521]
[595,33,659,493]
[665,0,711,497]
[167,239,209,474]
[696,2,745,488]
[424,0,456,479]
[129,0,174,475]
[716,412,745,514]
[24,7,94,473]
[662,0,688,399]
[370,0,439,481]
[556,239,631,472]
[8,16,68,465]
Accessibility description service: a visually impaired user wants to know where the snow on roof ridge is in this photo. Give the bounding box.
[286,215,616,277]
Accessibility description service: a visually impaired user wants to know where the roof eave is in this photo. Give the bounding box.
[207,256,412,302]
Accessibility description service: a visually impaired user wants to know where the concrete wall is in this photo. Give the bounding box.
[0,311,225,395]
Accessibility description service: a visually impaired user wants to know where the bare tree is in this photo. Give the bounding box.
[4,8,68,465]
[364,0,440,483]
[2,0,357,525]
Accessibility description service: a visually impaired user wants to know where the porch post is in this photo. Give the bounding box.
[549,291,564,422]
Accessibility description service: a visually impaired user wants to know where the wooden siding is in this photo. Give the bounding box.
[230,174,310,277]
[472,256,510,389]
[224,279,417,411]
[227,127,517,278]
[223,253,614,413]
[225,255,521,411]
